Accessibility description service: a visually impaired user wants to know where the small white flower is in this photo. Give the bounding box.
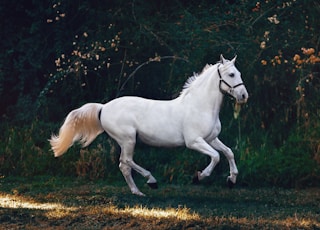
[268,14,280,24]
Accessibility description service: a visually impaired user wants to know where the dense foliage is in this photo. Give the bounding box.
[0,0,319,187]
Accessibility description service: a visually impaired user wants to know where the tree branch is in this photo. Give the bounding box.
[116,55,188,97]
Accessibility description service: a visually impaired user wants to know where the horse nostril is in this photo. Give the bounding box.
[242,94,246,99]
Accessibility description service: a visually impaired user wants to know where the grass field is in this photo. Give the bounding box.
[0,176,319,229]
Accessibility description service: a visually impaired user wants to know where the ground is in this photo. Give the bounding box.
[0,176,319,229]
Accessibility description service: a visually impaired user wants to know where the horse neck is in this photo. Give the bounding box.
[181,66,224,114]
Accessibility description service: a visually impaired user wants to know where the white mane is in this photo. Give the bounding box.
[180,64,214,96]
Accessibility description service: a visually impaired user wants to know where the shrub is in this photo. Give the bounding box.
[238,125,320,188]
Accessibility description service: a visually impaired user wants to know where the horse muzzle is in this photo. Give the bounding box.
[234,86,249,104]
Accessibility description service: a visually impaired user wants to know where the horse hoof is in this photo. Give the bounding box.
[132,190,146,196]
[147,182,158,189]
[192,171,200,184]
[227,178,235,189]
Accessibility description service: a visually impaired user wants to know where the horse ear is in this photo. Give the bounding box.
[220,54,226,64]
[231,55,237,64]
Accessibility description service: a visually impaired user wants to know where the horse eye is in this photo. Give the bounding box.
[229,73,235,77]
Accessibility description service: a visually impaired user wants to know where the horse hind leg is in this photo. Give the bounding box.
[118,138,157,196]
[119,162,145,196]
[126,160,158,189]
[119,160,158,196]
[118,139,145,196]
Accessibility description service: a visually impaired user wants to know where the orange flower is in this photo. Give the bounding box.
[309,55,320,64]
[293,54,300,62]
[261,60,267,66]
[301,47,315,55]
[307,48,315,55]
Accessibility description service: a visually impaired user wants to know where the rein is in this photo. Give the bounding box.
[217,64,244,98]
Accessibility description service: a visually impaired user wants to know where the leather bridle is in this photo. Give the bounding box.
[217,64,244,97]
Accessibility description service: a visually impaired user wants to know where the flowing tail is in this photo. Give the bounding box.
[49,103,104,157]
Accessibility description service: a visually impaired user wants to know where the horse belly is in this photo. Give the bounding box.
[137,125,185,147]
[135,100,184,147]
[137,109,184,147]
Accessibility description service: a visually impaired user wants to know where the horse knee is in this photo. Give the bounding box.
[119,162,131,176]
[225,148,234,160]
[213,154,220,164]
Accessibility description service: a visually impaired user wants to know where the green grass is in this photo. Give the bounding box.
[0,176,319,229]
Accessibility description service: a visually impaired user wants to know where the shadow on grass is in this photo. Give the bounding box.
[0,176,319,229]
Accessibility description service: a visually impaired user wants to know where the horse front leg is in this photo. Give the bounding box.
[186,137,220,181]
[210,138,238,188]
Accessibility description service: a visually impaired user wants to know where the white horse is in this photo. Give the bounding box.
[50,55,248,196]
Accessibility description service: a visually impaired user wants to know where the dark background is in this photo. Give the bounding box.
[0,0,319,188]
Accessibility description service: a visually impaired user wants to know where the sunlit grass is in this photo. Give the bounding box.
[0,193,200,221]
[105,205,200,220]
[0,178,319,229]
[0,193,77,218]
[210,215,320,229]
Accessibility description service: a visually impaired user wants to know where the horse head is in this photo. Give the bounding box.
[218,55,248,104]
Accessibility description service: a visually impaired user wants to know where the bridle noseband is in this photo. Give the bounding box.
[217,64,244,97]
